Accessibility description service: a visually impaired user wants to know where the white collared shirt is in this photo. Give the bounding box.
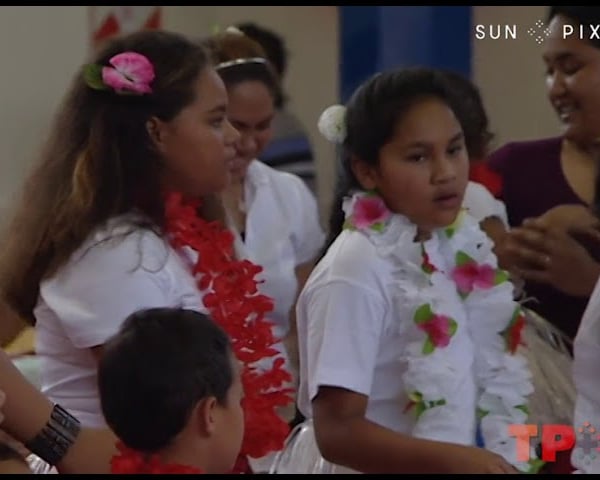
[234,160,325,340]
[34,214,204,428]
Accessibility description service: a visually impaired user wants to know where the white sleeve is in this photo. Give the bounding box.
[303,280,386,401]
[572,278,600,473]
[40,231,174,349]
[288,176,326,266]
[463,181,509,227]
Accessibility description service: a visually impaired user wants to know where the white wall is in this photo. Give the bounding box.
[0,6,339,225]
[0,6,89,221]
[472,6,561,150]
[1,7,561,226]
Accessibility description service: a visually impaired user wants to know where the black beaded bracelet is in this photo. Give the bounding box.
[24,404,81,466]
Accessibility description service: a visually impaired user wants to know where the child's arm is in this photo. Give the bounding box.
[312,385,517,473]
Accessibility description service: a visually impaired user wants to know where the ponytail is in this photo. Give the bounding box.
[318,153,362,261]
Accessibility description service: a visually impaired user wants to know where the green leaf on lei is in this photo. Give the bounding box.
[414,304,434,324]
[526,458,546,474]
[476,407,489,419]
[455,250,473,267]
[371,222,386,233]
[448,318,458,337]
[422,337,435,355]
[342,217,355,231]
[444,209,466,238]
[514,404,530,415]
[494,269,509,285]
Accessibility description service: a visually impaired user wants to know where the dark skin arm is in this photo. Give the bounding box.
[488,205,600,296]
[479,216,509,263]
[508,219,600,297]
[312,386,518,474]
[284,260,315,377]
[0,349,116,474]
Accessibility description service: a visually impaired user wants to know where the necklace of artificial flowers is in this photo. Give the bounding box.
[342,190,542,473]
[163,192,294,471]
[110,441,204,474]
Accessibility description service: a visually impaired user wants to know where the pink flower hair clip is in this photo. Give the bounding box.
[83,51,155,95]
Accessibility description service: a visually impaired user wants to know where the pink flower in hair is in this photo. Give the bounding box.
[101,52,155,95]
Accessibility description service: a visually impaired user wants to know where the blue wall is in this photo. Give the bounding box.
[340,6,472,102]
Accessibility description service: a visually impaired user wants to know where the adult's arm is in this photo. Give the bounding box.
[0,349,116,473]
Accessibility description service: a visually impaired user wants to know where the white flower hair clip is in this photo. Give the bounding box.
[225,26,245,36]
[318,104,347,144]
[211,24,245,36]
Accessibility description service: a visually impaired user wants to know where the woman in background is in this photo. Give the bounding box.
[205,28,325,395]
[487,6,600,342]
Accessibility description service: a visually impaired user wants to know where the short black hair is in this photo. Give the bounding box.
[98,308,233,452]
[548,7,600,49]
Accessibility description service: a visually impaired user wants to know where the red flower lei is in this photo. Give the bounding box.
[111,441,204,474]
[164,192,294,467]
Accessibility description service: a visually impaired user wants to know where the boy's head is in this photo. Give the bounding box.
[98,308,244,474]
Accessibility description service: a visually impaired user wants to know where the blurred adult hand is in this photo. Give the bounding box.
[537,204,600,235]
[501,217,600,297]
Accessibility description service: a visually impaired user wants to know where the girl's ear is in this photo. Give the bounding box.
[146,117,168,154]
[350,155,378,191]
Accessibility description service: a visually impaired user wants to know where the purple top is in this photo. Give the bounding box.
[488,136,594,340]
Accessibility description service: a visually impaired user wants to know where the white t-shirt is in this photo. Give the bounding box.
[463,180,509,227]
[296,230,424,433]
[236,160,325,340]
[34,214,204,428]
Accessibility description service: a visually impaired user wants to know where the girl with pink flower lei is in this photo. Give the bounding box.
[294,68,540,474]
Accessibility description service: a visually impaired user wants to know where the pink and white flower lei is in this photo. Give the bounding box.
[342,190,540,473]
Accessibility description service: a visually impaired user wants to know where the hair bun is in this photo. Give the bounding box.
[318,104,347,144]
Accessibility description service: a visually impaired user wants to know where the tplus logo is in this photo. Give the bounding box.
[574,422,600,466]
[509,423,600,464]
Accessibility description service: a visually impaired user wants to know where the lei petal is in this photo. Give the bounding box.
[110,441,205,474]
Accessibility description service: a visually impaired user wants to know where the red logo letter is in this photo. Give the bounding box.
[541,425,575,462]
